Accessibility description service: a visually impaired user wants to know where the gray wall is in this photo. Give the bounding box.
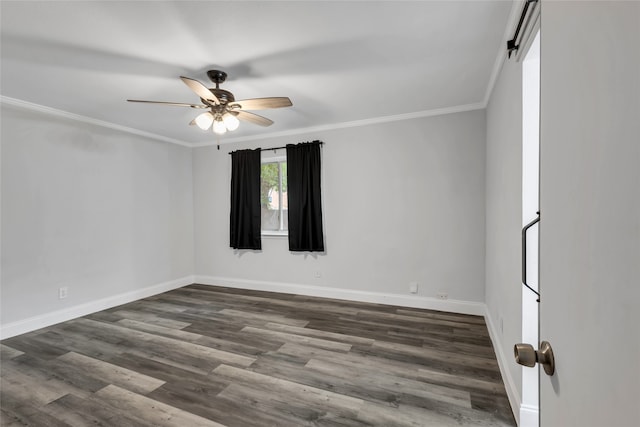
[484,57,523,407]
[193,110,487,303]
[1,104,194,327]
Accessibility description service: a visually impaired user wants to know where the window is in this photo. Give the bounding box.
[261,158,287,235]
[230,142,323,250]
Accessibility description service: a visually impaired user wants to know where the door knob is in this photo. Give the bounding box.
[514,341,555,376]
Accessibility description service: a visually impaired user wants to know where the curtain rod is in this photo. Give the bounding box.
[228,140,323,155]
[506,0,538,58]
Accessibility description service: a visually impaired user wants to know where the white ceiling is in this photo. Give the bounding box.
[0,1,514,146]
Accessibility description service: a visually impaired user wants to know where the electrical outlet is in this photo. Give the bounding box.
[436,292,448,300]
[59,287,68,299]
[314,271,321,278]
[409,282,418,294]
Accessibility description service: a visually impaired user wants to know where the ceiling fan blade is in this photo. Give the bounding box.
[180,76,220,105]
[230,97,292,111]
[127,99,207,108]
[235,111,274,127]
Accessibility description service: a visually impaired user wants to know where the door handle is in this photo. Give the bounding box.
[514,341,555,376]
[522,212,540,300]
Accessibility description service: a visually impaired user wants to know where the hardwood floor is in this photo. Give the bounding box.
[1,285,516,426]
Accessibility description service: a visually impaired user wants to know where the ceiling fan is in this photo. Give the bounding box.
[127,70,292,135]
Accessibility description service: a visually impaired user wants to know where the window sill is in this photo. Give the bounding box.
[261,231,288,238]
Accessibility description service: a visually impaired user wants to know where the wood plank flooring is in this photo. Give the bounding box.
[1,284,516,426]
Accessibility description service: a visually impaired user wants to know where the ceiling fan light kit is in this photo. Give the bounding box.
[127,69,292,137]
[223,113,240,131]
[194,112,214,130]
[212,118,227,135]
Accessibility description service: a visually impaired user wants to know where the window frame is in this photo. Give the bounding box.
[260,155,288,237]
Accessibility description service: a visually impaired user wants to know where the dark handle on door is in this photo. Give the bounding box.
[522,212,540,300]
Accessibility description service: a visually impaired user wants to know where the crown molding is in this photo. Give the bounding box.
[192,102,486,147]
[0,95,193,148]
[2,95,487,149]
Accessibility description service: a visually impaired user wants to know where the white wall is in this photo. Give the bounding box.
[193,110,486,308]
[485,55,523,419]
[539,2,640,426]
[1,104,194,336]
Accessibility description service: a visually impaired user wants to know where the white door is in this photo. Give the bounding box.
[538,2,640,426]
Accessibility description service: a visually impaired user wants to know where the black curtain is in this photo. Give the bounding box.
[286,141,324,252]
[229,149,261,250]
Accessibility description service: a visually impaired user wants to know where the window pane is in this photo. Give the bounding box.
[281,162,287,192]
[261,162,280,231]
[261,161,288,232]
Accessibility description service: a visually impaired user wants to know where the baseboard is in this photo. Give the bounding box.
[194,275,485,316]
[484,305,522,426]
[519,404,539,427]
[0,275,194,340]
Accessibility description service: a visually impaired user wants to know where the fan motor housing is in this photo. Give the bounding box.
[206,88,235,105]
